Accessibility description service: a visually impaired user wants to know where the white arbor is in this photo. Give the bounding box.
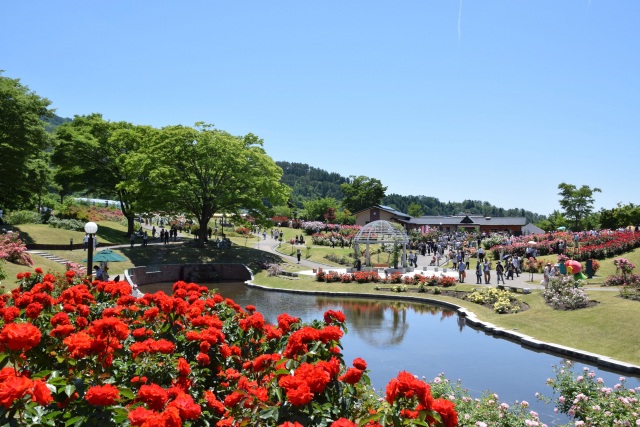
[353,220,409,268]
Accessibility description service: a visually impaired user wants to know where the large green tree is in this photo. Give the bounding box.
[557,183,601,231]
[599,203,640,230]
[340,176,386,213]
[130,123,289,247]
[51,114,155,235]
[0,73,53,209]
[301,197,339,221]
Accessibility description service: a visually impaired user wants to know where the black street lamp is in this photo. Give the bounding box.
[85,221,98,277]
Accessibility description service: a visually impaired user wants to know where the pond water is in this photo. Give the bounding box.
[141,281,640,425]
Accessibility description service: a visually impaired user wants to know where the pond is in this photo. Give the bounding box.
[141,281,640,425]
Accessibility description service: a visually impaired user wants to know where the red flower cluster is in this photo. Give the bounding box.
[0,367,52,409]
[0,269,458,426]
[385,371,458,427]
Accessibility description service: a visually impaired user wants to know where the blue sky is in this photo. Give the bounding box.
[2,1,638,216]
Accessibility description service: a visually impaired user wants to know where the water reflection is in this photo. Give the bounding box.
[315,298,457,347]
[140,281,640,425]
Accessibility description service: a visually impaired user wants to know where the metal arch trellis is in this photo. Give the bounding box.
[353,220,410,268]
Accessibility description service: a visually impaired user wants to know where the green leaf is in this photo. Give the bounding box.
[112,407,129,424]
[64,384,76,397]
[64,416,84,427]
[118,387,134,400]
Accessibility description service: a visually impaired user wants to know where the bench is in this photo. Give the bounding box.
[497,284,532,294]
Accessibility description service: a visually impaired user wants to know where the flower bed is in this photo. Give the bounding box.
[316,271,456,288]
[489,230,640,262]
[0,268,465,426]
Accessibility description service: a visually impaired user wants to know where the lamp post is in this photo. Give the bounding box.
[85,221,98,277]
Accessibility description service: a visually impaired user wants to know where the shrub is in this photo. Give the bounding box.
[466,288,521,314]
[541,360,640,426]
[4,210,42,225]
[542,276,590,310]
[430,373,546,426]
[323,253,351,266]
[47,215,85,231]
[267,263,283,276]
[0,232,33,266]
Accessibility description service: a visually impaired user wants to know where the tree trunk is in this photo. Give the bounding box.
[126,214,135,237]
[195,213,213,248]
[117,190,135,236]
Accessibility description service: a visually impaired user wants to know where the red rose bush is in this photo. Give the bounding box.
[0,269,458,426]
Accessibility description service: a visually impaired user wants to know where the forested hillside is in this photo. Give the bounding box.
[277,161,544,223]
[276,161,347,204]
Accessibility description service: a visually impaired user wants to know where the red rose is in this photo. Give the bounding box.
[204,390,225,415]
[137,383,169,410]
[167,392,202,420]
[330,418,358,427]
[430,398,458,427]
[196,352,210,366]
[339,368,363,385]
[177,357,191,376]
[0,375,32,408]
[127,406,156,426]
[0,322,42,352]
[31,379,53,405]
[85,384,120,406]
[323,309,347,324]
[352,357,367,370]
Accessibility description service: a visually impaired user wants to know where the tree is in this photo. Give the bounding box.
[131,123,289,247]
[340,176,386,213]
[536,210,567,232]
[557,183,601,231]
[51,114,155,235]
[407,202,424,218]
[25,155,54,211]
[0,73,53,209]
[599,203,640,230]
[323,207,336,223]
[301,198,339,221]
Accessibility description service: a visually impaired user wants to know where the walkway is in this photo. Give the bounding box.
[252,235,547,290]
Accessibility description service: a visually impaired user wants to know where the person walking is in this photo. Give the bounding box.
[143,232,148,247]
[506,261,514,280]
[483,260,491,284]
[296,248,301,264]
[458,260,466,283]
[475,261,483,284]
[496,261,505,284]
[83,233,89,251]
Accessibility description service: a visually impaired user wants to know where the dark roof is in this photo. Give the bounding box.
[404,215,527,226]
[354,205,411,220]
[355,206,526,227]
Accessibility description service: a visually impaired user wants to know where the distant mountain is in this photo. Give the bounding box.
[276,161,348,205]
[277,161,544,223]
[42,114,72,133]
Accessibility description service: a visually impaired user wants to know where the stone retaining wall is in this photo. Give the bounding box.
[126,263,253,287]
